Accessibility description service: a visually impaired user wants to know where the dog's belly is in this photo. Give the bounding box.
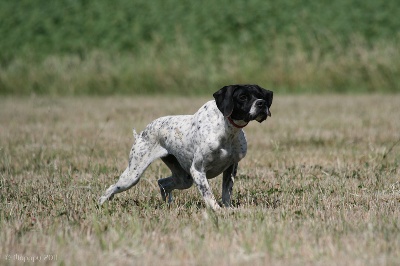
[205,158,234,178]
[167,147,241,179]
[205,147,244,178]
[168,147,238,179]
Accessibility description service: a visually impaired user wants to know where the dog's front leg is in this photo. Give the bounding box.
[222,163,237,207]
[190,161,220,211]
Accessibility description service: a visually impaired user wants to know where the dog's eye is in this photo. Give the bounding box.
[239,94,248,101]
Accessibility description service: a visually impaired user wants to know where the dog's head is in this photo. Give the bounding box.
[213,84,273,123]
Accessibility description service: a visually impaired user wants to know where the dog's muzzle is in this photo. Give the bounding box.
[249,99,271,123]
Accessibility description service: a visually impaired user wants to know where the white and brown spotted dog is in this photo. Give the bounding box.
[99,84,273,210]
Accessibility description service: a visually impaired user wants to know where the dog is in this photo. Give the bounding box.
[99,84,273,210]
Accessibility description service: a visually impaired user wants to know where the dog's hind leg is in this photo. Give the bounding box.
[99,131,168,205]
[158,154,193,203]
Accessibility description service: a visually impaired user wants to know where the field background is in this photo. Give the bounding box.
[1,1,400,265]
[1,96,399,265]
[1,0,400,94]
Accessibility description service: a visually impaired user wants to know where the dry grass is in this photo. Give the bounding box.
[0,95,399,265]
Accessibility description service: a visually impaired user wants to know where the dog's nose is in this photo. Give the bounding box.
[256,100,266,108]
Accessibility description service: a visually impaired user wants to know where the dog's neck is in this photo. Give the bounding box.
[227,116,248,128]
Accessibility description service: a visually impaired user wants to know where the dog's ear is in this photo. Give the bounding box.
[213,85,237,117]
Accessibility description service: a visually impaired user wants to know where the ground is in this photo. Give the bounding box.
[0,95,399,265]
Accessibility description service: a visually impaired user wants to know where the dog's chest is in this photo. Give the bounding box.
[193,102,247,168]
[205,140,246,178]
[156,101,247,177]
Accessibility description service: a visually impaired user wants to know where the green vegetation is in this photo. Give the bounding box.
[1,0,400,94]
[1,96,399,264]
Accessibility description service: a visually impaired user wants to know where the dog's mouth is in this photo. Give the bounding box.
[248,108,271,123]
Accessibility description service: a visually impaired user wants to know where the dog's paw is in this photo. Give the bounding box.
[98,194,114,205]
[98,196,107,205]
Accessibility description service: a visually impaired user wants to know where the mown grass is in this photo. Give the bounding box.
[0,95,399,265]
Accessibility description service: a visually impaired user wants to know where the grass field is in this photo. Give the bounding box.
[1,0,400,94]
[1,95,399,265]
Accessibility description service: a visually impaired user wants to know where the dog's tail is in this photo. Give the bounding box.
[132,128,139,141]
